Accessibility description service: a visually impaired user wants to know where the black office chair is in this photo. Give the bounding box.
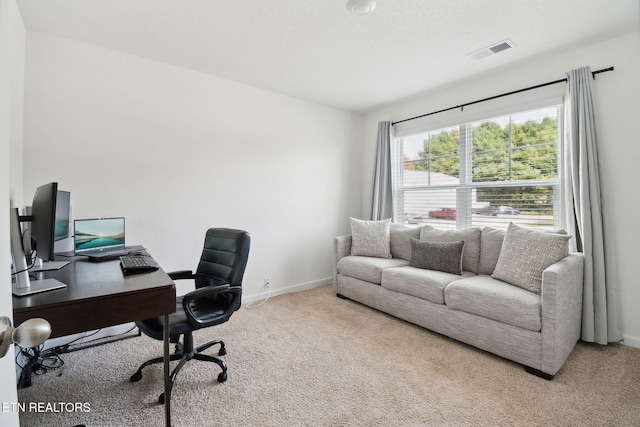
[130,228,250,404]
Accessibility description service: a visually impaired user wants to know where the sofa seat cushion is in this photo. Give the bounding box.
[381,266,476,305]
[444,275,541,332]
[337,256,409,285]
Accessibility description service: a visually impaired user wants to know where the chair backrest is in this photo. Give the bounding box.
[195,228,250,288]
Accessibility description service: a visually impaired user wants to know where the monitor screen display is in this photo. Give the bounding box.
[73,218,125,253]
[54,190,71,241]
[30,182,58,262]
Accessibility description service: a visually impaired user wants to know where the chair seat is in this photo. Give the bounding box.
[136,296,228,343]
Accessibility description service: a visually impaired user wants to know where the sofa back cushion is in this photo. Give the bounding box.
[419,227,482,274]
[390,224,432,261]
[478,227,506,275]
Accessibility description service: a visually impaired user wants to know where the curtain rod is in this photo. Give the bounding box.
[392,66,614,126]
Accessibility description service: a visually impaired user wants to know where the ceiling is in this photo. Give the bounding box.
[16,0,640,113]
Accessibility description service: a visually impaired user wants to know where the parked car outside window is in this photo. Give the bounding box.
[428,208,456,220]
[498,206,520,215]
[473,206,499,216]
[404,213,423,224]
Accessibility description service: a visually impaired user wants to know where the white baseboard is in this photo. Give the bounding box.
[622,333,640,349]
[242,277,332,304]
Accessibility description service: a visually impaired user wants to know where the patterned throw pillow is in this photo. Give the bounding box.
[349,218,392,259]
[410,239,465,275]
[492,223,571,294]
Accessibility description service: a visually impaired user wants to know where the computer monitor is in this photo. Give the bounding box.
[29,187,72,272]
[10,182,69,296]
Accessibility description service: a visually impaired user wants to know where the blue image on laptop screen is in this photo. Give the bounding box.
[74,218,125,253]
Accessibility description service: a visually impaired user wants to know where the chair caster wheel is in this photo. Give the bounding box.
[219,347,227,356]
[159,393,165,405]
[130,371,142,382]
[218,372,228,383]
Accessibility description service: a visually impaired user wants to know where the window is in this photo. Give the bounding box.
[393,104,561,231]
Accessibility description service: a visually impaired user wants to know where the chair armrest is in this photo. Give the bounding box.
[540,252,584,375]
[182,284,242,329]
[168,270,195,280]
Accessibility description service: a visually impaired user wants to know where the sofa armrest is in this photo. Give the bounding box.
[540,252,584,375]
[335,235,352,261]
[334,235,352,292]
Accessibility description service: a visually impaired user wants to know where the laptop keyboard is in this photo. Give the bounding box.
[81,246,127,256]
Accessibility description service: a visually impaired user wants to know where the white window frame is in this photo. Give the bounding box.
[392,99,563,231]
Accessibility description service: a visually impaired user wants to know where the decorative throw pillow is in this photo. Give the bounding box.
[390,224,433,261]
[420,227,482,273]
[349,218,392,259]
[410,239,465,275]
[492,223,571,294]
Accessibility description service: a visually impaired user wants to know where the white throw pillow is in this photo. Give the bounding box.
[349,218,392,259]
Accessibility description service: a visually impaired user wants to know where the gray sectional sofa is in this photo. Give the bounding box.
[334,220,584,379]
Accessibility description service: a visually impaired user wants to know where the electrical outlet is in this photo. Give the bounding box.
[263,278,270,289]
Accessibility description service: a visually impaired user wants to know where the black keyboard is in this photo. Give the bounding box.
[119,255,159,274]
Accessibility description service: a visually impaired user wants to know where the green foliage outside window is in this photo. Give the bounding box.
[407,116,558,213]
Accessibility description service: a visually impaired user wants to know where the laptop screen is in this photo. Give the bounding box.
[74,217,125,254]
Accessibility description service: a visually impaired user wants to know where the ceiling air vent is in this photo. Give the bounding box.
[468,39,515,61]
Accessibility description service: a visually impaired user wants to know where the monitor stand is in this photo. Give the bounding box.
[12,279,67,297]
[30,260,70,272]
[10,209,68,297]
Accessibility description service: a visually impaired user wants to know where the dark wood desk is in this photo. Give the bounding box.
[12,256,176,426]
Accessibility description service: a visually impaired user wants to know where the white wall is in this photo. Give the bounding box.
[0,0,23,424]
[22,32,363,299]
[363,31,640,348]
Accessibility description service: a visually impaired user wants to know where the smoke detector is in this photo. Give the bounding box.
[347,0,376,15]
[468,39,516,61]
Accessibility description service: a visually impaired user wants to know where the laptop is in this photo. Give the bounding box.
[74,217,143,260]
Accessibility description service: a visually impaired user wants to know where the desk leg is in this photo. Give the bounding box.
[164,314,171,427]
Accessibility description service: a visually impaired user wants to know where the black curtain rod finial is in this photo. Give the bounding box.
[592,66,614,79]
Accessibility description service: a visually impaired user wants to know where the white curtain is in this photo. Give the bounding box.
[370,121,394,220]
[563,66,622,344]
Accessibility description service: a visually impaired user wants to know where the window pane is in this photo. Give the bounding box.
[402,189,457,230]
[472,118,510,182]
[426,127,460,180]
[400,127,461,184]
[511,146,557,179]
[472,119,509,151]
[472,185,557,231]
[402,133,428,164]
[471,109,558,183]
[472,148,509,182]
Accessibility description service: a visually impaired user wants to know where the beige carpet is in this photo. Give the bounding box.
[17,284,640,426]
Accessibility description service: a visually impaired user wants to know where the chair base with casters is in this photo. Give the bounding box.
[130,228,250,404]
[130,330,229,404]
